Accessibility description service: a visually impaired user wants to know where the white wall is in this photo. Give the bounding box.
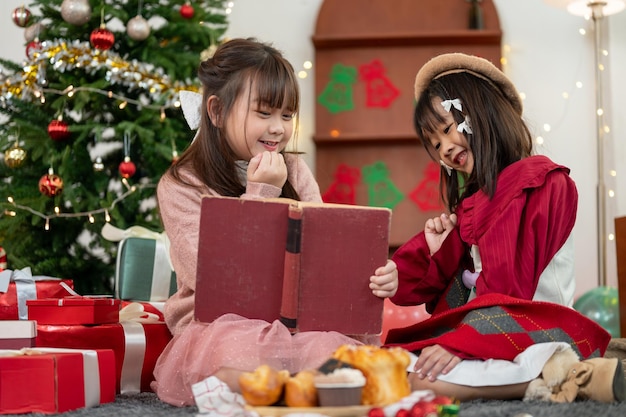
[2,0,625,297]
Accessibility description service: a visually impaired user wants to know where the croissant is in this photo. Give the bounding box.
[238,364,290,406]
[332,344,411,406]
[285,369,319,407]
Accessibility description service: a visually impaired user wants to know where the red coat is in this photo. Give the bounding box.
[383,156,608,360]
[391,155,577,313]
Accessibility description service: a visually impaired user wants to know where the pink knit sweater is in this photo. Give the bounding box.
[156,154,322,335]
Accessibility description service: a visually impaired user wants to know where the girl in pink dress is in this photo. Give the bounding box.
[152,38,398,406]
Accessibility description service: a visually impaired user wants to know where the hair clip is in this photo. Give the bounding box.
[457,116,473,135]
[440,160,453,176]
[441,98,462,113]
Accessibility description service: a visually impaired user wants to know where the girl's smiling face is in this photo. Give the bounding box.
[223,80,295,161]
[427,97,474,175]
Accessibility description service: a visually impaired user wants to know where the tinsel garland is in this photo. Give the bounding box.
[0,38,200,109]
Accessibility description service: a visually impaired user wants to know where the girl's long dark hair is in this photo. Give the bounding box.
[414,72,533,212]
[168,38,301,200]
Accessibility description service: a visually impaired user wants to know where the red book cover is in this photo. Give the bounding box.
[194,196,391,335]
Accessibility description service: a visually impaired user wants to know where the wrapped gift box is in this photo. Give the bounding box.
[27,297,120,325]
[102,223,176,302]
[116,237,177,302]
[0,348,116,414]
[0,268,74,320]
[36,320,172,393]
[0,320,36,349]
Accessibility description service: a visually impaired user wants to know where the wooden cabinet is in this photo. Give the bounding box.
[312,0,502,248]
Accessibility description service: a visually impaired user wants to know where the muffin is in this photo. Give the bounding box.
[313,366,366,406]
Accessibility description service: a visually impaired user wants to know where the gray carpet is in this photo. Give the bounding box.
[4,394,626,417]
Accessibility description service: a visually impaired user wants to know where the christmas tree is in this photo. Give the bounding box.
[0,0,228,294]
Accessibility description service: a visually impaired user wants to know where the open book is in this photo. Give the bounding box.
[194,195,391,335]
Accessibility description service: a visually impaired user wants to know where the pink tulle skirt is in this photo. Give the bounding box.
[151,313,364,406]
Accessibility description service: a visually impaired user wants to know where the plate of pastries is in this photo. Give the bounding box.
[239,344,413,415]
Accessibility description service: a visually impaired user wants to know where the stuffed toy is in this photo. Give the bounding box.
[524,345,626,403]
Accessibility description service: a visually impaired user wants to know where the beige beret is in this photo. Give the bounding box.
[414,53,523,115]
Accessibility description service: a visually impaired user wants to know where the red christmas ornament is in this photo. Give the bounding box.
[39,170,64,197]
[119,156,136,178]
[12,6,32,27]
[48,119,71,141]
[90,26,115,50]
[25,40,42,59]
[180,3,195,19]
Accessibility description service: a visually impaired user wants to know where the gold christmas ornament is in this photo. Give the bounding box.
[61,0,92,26]
[127,15,151,41]
[4,143,27,168]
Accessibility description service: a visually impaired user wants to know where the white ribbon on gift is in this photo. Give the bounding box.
[102,223,175,301]
[0,267,71,320]
[0,347,102,408]
[118,301,164,394]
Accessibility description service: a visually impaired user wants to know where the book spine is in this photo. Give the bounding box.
[279,206,302,332]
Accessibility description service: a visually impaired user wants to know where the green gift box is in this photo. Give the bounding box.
[115,237,176,302]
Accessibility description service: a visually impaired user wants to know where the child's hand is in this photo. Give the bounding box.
[413,344,461,382]
[247,151,288,189]
[424,213,457,255]
[369,259,398,298]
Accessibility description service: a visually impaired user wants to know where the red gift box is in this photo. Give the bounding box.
[0,320,36,349]
[35,318,172,393]
[0,268,74,320]
[27,297,121,325]
[0,348,116,414]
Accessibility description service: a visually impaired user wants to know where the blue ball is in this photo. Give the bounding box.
[574,286,621,338]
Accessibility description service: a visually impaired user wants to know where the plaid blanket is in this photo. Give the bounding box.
[384,291,611,361]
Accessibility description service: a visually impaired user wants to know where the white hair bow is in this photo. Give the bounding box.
[179,90,203,130]
[441,98,462,113]
[457,116,473,135]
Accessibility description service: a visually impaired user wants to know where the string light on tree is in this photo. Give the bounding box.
[3,183,155,231]
[93,156,104,171]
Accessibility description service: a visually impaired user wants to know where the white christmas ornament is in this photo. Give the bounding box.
[61,0,92,26]
[24,22,45,42]
[126,15,151,41]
